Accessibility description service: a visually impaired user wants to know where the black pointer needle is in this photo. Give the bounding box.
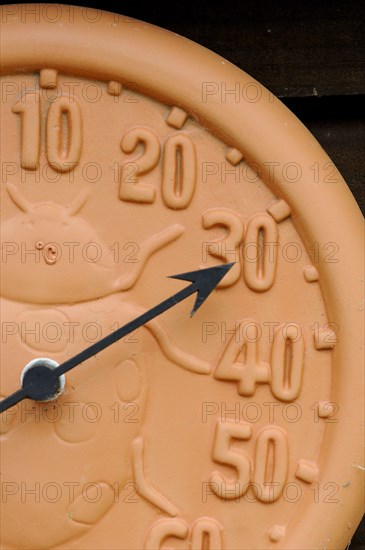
[0,263,234,414]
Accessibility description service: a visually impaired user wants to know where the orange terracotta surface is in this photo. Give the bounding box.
[0,4,364,549]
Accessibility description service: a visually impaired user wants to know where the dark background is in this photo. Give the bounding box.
[51,1,365,547]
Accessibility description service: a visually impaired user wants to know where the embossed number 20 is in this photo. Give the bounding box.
[119,127,196,209]
[13,92,82,172]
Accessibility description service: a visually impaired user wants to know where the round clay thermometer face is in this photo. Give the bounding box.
[0,5,363,550]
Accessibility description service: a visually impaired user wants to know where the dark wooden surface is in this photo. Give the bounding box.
[58,2,365,547]
[124,0,365,99]
[283,94,364,215]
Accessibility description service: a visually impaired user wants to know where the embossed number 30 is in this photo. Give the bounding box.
[13,92,82,172]
[203,209,278,291]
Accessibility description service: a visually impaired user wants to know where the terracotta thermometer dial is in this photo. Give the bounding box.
[0,5,363,550]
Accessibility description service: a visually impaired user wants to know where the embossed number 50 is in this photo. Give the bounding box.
[209,421,288,502]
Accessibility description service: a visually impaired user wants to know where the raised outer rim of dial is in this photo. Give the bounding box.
[1,5,364,549]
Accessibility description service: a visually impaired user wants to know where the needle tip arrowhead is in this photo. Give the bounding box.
[169,263,235,316]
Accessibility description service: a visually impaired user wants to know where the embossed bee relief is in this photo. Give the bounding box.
[1,7,362,550]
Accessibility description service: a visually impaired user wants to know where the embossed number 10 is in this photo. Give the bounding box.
[13,92,82,172]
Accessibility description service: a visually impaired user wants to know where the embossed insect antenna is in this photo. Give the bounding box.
[1,183,184,304]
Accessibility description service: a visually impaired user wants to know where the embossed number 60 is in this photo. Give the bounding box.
[144,517,223,550]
